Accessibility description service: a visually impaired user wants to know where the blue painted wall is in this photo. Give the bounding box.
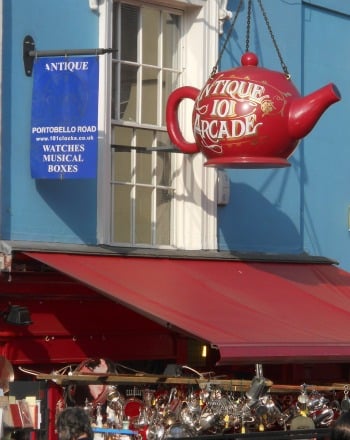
[1,0,99,244]
[2,0,350,272]
[302,2,350,268]
[217,0,350,270]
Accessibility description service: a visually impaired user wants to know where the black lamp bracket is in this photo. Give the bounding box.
[1,304,32,326]
[23,35,116,77]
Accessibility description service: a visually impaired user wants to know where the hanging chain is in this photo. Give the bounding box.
[210,0,244,77]
[211,0,290,79]
[245,0,252,53]
[257,0,290,78]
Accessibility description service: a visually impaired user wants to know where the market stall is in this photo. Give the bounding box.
[0,361,344,440]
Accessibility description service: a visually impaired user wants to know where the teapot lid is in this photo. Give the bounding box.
[241,52,259,67]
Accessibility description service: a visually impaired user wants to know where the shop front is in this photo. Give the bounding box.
[1,244,350,439]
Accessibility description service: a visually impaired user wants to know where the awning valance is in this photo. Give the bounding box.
[24,252,350,363]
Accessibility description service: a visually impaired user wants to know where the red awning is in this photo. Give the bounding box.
[24,252,350,363]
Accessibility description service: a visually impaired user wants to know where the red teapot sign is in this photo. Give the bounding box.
[166,52,341,168]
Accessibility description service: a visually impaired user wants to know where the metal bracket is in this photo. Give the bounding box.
[218,0,233,34]
[23,35,35,77]
[89,0,99,10]
[23,35,116,77]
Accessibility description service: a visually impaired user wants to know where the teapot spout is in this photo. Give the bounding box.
[289,83,341,140]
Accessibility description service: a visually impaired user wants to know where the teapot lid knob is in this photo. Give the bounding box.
[241,52,259,67]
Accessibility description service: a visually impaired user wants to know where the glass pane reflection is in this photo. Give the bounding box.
[156,188,171,245]
[135,186,152,244]
[113,184,131,243]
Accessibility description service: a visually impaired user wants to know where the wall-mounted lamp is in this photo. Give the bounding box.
[2,305,32,326]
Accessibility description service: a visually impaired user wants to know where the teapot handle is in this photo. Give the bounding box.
[166,86,200,154]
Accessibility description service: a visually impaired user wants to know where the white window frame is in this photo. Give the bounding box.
[96,0,219,250]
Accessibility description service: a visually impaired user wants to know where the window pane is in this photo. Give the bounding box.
[112,150,131,182]
[121,4,138,62]
[112,125,133,147]
[112,184,132,243]
[142,8,159,65]
[156,188,171,245]
[135,186,152,243]
[111,127,133,182]
[163,13,180,69]
[121,64,138,121]
[142,67,158,125]
[156,131,171,148]
[157,151,172,186]
[162,71,180,126]
[112,4,118,53]
[136,151,152,184]
[134,128,153,184]
[111,63,119,119]
[136,128,153,148]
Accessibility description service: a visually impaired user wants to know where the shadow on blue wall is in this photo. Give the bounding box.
[218,182,302,253]
[35,179,97,244]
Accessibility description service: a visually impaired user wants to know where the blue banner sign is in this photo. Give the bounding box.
[31,56,99,179]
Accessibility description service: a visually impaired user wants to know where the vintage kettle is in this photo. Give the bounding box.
[166,52,341,168]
